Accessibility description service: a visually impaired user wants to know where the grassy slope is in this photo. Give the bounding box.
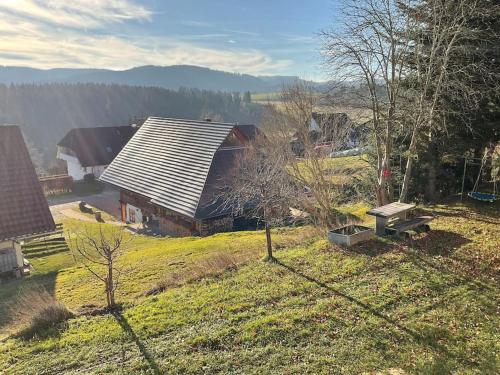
[250,93,373,123]
[295,155,370,186]
[0,221,312,331]
[1,201,499,374]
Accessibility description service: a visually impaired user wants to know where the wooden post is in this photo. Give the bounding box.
[265,223,273,260]
[461,158,467,202]
[375,217,388,236]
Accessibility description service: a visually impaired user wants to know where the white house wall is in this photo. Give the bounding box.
[57,149,107,181]
[126,204,143,223]
[310,118,320,132]
[89,165,107,178]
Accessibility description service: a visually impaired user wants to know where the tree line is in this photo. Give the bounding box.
[0,83,261,168]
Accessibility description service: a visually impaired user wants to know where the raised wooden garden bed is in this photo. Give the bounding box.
[328,225,374,247]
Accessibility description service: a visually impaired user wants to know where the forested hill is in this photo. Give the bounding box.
[0,83,262,167]
[0,65,326,93]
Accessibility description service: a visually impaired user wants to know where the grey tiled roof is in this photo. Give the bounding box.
[100,117,238,219]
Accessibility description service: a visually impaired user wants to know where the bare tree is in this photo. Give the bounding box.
[322,0,412,205]
[70,225,131,309]
[221,135,298,261]
[398,0,485,201]
[276,82,353,228]
[322,0,486,203]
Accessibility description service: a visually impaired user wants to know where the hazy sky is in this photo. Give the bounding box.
[0,0,339,80]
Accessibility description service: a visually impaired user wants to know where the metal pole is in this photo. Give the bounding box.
[461,158,467,202]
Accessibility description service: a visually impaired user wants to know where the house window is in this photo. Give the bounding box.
[128,208,136,223]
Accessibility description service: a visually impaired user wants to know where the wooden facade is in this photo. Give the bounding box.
[120,190,233,237]
[39,174,74,196]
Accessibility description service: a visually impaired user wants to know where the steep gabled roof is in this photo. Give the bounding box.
[100,117,257,219]
[312,112,356,131]
[0,126,55,241]
[58,126,138,167]
[235,124,262,141]
[195,147,245,219]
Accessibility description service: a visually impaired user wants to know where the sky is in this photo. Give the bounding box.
[0,0,340,80]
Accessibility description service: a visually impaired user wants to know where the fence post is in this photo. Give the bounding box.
[461,158,467,202]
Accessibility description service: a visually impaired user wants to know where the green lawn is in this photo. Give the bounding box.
[0,200,498,374]
[295,154,370,185]
[0,220,313,335]
[250,92,281,102]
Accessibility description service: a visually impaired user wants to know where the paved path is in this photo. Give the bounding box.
[58,208,123,226]
[49,188,121,223]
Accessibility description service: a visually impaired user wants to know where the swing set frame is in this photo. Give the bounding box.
[460,155,498,202]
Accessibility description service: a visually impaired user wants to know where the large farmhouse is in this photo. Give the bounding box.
[57,125,138,181]
[0,126,56,279]
[100,117,259,237]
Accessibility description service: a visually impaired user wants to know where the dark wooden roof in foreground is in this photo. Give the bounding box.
[100,117,258,219]
[195,147,245,219]
[58,126,138,167]
[0,126,55,241]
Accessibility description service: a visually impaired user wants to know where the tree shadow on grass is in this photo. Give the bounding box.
[114,313,162,375]
[426,200,500,225]
[345,238,395,257]
[275,259,476,367]
[402,246,495,292]
[411,230,472,256]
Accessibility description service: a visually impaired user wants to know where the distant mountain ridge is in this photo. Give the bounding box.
[0,65,328,93]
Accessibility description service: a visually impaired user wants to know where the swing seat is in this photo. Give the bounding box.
[468,191,498,202]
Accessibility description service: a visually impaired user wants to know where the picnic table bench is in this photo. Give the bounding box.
[367,202,433,236]
[384,215,433,235]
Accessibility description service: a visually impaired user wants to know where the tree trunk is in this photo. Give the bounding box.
[107,264,115,309]
[265,223,274,260]
[376,167,391,206]
[375,183,389,206]
[425,163,437,201]
[400,157,414,203]
[425,146,439,202]
[375,133,393,206]
[399,129,419,202]
[105,278,111,308]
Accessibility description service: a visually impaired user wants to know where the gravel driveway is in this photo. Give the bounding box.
[48,187,121,222]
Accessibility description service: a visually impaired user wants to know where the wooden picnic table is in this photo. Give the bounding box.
[367,202,415,235]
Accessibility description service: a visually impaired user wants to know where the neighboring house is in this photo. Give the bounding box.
[100,117,260,237]
[291,112,365,156]
[0,126,56,279]
[57,126,138,181]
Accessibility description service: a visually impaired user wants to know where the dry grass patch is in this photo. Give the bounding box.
[3,287,73,339]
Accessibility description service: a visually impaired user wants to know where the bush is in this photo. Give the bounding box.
[20,304,73,339]
[83,173,96,183]
[3,287,73,339]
